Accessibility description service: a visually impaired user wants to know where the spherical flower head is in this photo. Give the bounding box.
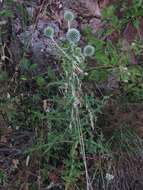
[66,28,80,43]
[64,10,74,22]
[44,26,54,38]
[83,45,95,57]
[76,47,82,54]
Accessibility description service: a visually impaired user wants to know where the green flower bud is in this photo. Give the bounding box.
[44,26,54,38]
[64,10,74,22]
[76,47,82,54]
[83,45,95,57]
[66,28,80,43]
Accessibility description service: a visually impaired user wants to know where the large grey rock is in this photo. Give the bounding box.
[12,17,60,75]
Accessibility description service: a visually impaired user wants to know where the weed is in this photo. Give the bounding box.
[0,170,6,186]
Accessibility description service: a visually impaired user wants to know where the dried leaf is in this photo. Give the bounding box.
[0,136,7,143]
[12,159,19,169]
[123,22,137,43]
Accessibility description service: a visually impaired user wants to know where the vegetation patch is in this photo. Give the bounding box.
[0,0,143,190]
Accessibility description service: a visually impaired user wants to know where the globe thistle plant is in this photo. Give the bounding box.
[64,10,74,22]
[44,26,54,38]
[83,45,95,57]
[43,13,94,190]
[66,28,81,43]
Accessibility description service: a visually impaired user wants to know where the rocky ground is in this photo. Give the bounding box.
[0,0,143,190]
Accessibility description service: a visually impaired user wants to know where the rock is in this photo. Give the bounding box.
[11,18,60,75]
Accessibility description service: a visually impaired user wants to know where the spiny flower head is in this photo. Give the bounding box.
[66,28,80,43]
[83,45,95,57]
[64,10,74,22]
[44,26,54,38]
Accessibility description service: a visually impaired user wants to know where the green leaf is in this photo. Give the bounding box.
[101,5,115,18]
[20,57,31,71]
[0,71,8,81]
[88,70,108,82]
[95,52,110,65]
[30,64,37,70]
[133,19,140,29]
[20,75,27,81]
[0,10,13,17]
[36,76,46,86]
[82,26,105,49]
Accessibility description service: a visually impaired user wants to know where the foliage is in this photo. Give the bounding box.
[0,1,143,190]
[82,23,143,102]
